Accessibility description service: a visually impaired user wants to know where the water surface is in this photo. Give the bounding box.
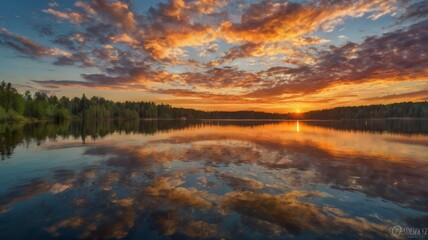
[0,120,427,239]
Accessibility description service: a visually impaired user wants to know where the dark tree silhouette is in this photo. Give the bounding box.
[1,81,427,122]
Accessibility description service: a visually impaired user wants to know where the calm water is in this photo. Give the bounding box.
[0,120,427,239]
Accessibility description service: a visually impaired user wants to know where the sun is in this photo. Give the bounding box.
[295,109,301,113]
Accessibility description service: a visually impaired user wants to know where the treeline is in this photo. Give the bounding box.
[0,81,286,122]
[303,102,428,119]
[2,81,428,122]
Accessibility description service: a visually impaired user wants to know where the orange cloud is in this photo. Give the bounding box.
[75,1,96,15]
[144,25,215,60]
[220,0,398,44]
[222,42,310,62]
[42,8,86,24]
[191,0,228,14]
[109,33,138,45]
[142,0,224,60]
[5,0,427,112]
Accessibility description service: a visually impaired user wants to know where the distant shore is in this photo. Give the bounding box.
[1,82,427,123]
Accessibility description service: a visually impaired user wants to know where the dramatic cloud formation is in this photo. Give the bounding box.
[0,0,427,112]
[247,19,428,97]
[220,0,398,43]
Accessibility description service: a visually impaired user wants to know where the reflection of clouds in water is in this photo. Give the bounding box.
[133,132,428,211]
[145,174,213,210]
[149,210,218,238]
[0,155,401,239]
[218,173,265,190]
[79,208,137,239]
[221,191,389,238]
[1,122,428,239]
[180,220,219,238]
[45,217,85,237]
[0,180,73,213]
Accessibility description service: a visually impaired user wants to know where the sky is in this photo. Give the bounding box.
[0,0,427,113]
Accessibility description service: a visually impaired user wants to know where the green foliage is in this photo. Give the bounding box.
[0,81,25,115]
[84,105,111,120]
[1,81,427,122]
[0,82,291,120]
[6,109,24,121]
[12,95,25,115]
[0,106,6,122]
[53,108,71,122]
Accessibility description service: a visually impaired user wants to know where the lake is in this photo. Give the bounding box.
[0,119,427,239]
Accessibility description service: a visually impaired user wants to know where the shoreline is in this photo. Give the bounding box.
[1,117,428,125]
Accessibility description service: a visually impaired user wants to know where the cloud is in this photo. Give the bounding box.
[220,0,398,44]
[32,80,102,89]
[42,8,86,24]
[2,0,426,111]
[53,52,94,67]
[34,10,428,108]
[191,0,228,14]
[178,67,263,89]
[295,36,330,45]
[35,25,54,37]
[53,34,79,50]
[90,0,136,33]
[223,42,267,61]
[0,28,71,58]
[33,64,171,90]
[32,77,149,91]
[221,42,312,62]
[207,43,218,53]
[246,19,428,97]
[143,24,214,60]
[398,1,428,22]
[362,89,428,101]
[43,0,137,34]
[109,33,138,45]
[48,1,59,8]
[142,0,221,60]
[35,14,428,104]
[74,1,96,15]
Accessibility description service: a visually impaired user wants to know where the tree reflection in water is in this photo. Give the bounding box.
[0,119,427,239]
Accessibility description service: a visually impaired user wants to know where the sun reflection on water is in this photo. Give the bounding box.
[296,121,300,133]
[0,120,428,239]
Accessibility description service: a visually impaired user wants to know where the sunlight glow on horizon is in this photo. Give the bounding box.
[0,0,427,112]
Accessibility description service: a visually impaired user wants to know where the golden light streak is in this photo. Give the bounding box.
[296,121,300,133]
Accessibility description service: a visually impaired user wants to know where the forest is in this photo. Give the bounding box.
[1,81,427,122]
[0,81,286,122]
[303,102,428,119]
